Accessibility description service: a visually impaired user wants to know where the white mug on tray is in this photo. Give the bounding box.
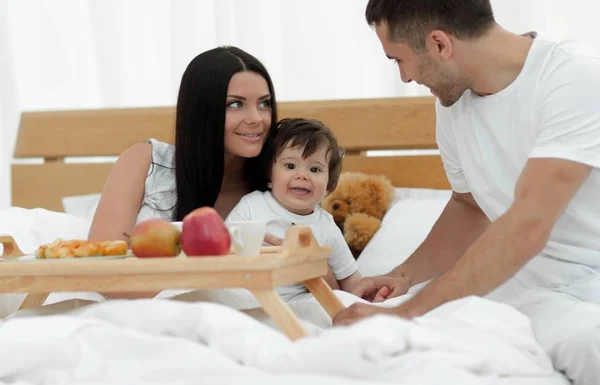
[226,220,267,256]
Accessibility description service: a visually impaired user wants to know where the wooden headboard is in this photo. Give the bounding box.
[12,96,449,212]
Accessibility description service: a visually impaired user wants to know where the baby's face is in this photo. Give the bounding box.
[269,144,330,215]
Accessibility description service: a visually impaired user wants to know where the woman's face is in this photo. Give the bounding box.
[224,71,272,159]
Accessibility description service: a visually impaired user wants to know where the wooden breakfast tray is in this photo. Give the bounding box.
[0,226,345,341]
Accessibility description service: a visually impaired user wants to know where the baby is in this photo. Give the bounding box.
[226,118,362,301]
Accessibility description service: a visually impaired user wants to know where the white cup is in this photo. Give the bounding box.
[226,220,267,257]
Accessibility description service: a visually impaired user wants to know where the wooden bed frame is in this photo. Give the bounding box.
[11,96,449,212]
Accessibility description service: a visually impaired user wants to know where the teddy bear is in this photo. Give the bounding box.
[321,171,395,259]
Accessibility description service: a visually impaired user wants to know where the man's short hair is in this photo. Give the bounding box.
[269,118,344,192]
[365,0,496,50]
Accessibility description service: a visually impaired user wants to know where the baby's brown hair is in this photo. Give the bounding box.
[267,118,344,192]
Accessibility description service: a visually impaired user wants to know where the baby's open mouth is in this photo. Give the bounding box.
[290,187,311,196]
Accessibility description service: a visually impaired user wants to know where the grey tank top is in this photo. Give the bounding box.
[135,138,177,224]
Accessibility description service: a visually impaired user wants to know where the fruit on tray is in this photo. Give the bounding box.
[181,207,231,257]
[127,218,181,258]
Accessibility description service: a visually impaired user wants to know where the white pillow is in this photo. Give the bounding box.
[393,187,452,203]
[356,197,449,277]
[62,193,102,221]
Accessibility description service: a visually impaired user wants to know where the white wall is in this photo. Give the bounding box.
[1,0,598,209]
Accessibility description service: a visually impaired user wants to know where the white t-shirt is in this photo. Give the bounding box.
[225,190,358,300]
[437,31,600,272]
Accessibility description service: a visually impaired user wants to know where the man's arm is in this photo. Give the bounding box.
[389,191,490,288]
[350,191,489,302]
[397,157,592,318]
[334,158,592,325]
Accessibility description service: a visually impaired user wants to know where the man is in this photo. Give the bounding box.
[332,1,600,384]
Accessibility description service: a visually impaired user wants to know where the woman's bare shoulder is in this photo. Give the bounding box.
[87,142,153,241]
[117,142,152,167]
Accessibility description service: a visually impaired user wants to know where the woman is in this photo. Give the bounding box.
[88,46,277,241]
[86,47,276,300]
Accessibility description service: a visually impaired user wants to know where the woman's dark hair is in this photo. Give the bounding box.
[173,46,277,221]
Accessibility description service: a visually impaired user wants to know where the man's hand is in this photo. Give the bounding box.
[332,302,415,326]
[351,273,411,302]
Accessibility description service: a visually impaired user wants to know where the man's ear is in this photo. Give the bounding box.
[427,29,453,60]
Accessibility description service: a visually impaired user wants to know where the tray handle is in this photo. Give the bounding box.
[281,225,319,255]
[0,235,25,258]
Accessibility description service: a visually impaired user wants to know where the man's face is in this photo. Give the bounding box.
[375,22,469,107]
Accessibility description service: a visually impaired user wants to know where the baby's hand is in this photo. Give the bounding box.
[263,234,283,246]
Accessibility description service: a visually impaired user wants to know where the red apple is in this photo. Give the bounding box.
[127,218,181,258]
[181,207,231,257]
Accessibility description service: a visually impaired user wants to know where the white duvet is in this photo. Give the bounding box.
[0,294,562,385]
[0,206,569,385]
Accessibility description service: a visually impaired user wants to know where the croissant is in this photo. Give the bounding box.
[35,239,128,259]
